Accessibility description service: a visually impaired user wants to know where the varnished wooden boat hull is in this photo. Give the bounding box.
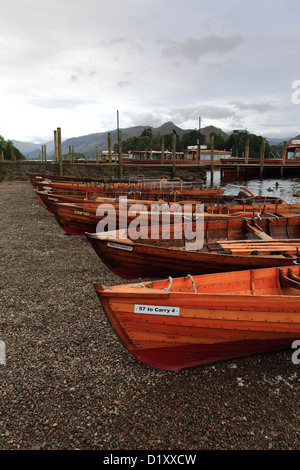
[86,217,300,278]
[95,265,300,370]
[35,189,103,213]
[87,236,300,278]
[53,201,203,236]
[34,179,228,203]
[50,193,300,236]
[35,187,297,217]
[28,173,95,188]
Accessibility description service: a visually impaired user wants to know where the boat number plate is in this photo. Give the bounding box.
[74,210,90,217]
[107,242,133,251]
[134,304,180,316]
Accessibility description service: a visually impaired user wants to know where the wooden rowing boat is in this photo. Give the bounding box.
[35,177,205,192]
[34,179,223,202]
[94,265,300,370]
[29,173,173,188]
[52,196,296,236]
[28,173,95,188]
[34,189,163,214]
[52,200,205,235]
[34,184,292,216]
[86,217,300,278]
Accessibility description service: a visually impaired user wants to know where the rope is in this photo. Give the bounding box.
[187,274,197,293]
[163,277,173,291]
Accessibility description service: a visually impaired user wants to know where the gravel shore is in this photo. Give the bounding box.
[0,180,299,451]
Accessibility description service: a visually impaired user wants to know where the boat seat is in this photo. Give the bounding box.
[206,240,300,256]
[244,221,273,240]
[278,268,300,290]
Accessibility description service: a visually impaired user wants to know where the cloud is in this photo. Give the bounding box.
[27,95,93,110]
[160,34,243,62]
[230,100,275,112]
[124,104,239,131]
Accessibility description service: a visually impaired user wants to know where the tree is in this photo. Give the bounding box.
[0,135,26,160]
[225,130,270,159]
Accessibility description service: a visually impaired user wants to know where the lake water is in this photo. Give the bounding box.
[206,170,300,204]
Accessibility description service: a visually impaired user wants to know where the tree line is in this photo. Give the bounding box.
[0,135,25,160]
[117,128,275,159]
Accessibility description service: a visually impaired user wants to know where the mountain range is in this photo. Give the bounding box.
[12,122,296,159]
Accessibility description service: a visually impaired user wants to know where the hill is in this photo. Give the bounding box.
[14,122,296,159]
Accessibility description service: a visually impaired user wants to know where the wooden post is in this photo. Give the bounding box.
[57,127,63,176]
[54,130,58,163]
[260,138,265,178]
[41,145,44,162]
[282,141,287,164]
[281,140,287,177]
[96,147,99,163]
[161,136,165,164]
[108,133,112,164]
[10,142,15,161]
[1,150,3,161]
[210,134,214,181]
[197,144,200,165]
[172,132,176,178]
[245,137,249,165]
[72,145,74,163]
[198,116,201,165]
[118,130,123,177]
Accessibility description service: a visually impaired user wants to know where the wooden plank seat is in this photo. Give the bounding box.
[207,239,300,256]
[278,267,300,290]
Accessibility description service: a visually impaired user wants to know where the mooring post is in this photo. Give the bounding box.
[210,134,214,181]
[10,142,15,161]
[57,127,63,176]
[260,138,265,178]
[108,133,112,165]
[281,141,287,177]
[172,132,176,178]
[161,136,165,164]
[54,130,58,163]
[245,137,249,165]
[118,130,123,177]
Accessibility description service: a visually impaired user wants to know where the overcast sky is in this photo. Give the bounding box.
[1,0,300,143]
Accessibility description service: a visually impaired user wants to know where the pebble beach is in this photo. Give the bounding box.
[0,180,299,451]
